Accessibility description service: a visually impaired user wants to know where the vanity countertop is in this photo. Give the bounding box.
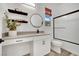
[3,33,50,40]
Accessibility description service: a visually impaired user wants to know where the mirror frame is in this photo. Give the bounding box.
[30,13,43,28]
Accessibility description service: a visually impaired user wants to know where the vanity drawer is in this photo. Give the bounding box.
[3,37,33,46]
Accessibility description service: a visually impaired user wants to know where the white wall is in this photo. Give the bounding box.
[52,3,79,55]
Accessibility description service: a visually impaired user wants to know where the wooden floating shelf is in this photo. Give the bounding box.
[8,9,28,16]
[12,20,28,23]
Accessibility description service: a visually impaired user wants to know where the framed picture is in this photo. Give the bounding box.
[45,7,52,26]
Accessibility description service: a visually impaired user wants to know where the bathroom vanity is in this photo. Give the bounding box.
[2,33,51,56]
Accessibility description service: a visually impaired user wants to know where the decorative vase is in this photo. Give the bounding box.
[9,31,17,37]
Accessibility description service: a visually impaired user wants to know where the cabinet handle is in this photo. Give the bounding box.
[42,41,45,45]
[16,40,23,42]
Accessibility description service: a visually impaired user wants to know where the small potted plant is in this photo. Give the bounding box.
[5,13,19,37]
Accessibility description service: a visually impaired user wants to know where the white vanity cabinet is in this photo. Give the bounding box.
[2,34,51,56]
[32,35,51,56]
[2,37,34,56]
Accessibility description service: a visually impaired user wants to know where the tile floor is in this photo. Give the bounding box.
[46,48,77,56]
[25,48,77,56]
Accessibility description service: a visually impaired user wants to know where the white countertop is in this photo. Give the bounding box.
[3,33,50,40]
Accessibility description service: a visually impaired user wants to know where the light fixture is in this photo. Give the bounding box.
[22,3,35,10]
[25,3,35,7]
[23,3,35,8]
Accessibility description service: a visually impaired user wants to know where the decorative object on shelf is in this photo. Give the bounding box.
[12,20,28,23]
[4,13,20,37]
[30,13,43,28]
[8,9,28,16]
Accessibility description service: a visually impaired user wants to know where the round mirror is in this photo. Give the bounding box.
[30,14,43,28]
